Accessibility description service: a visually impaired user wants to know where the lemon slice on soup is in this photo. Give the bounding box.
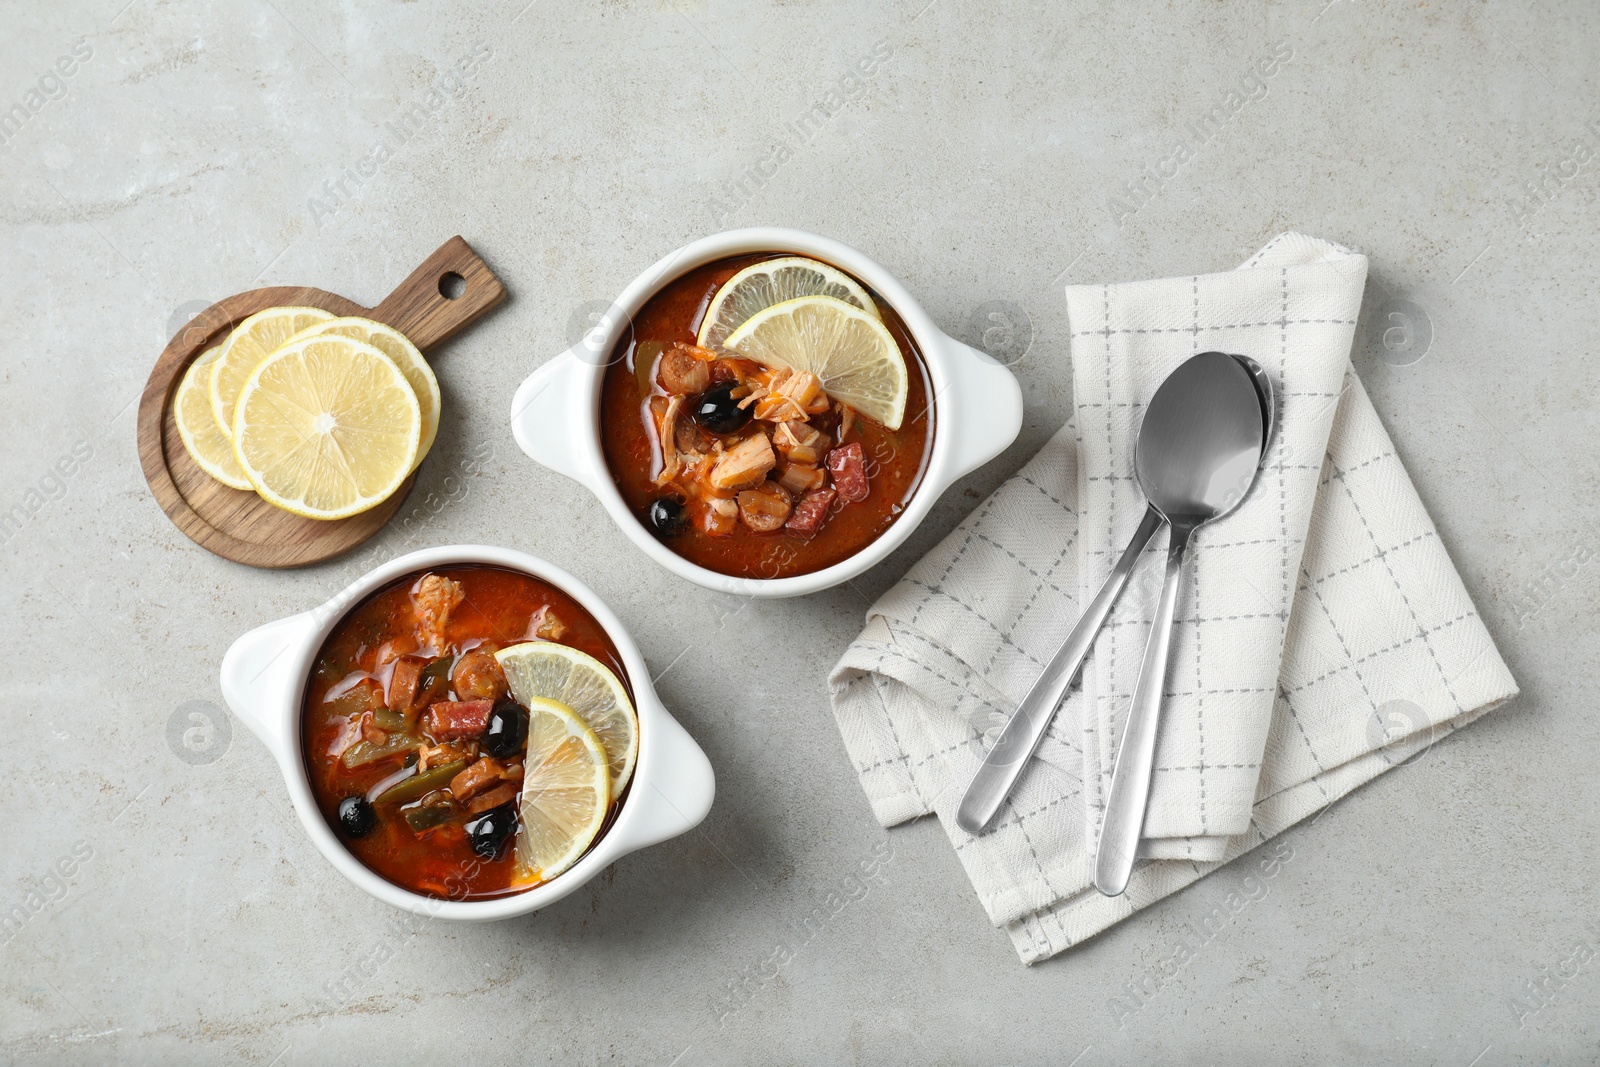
[698,256,878,351]
[287,317,440,471]
[174,346,254,491]
[512,697,611,884]
[495,642,639,794]
[210,306,335,440]
[723,294,908,430]
[232,334,421,520]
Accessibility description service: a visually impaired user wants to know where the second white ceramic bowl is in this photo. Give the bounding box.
[510,227,1023,598]
[219,544,714,920]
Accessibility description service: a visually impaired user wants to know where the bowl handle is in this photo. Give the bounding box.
[219,611,317,764]
[934,333,1024,479]
[510,351,596,487]
[616,705,716,853]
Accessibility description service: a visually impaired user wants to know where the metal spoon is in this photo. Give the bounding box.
[954,354,1273,836]
[1094,351,1265,896]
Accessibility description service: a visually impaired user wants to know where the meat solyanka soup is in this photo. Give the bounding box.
[600,254,935,579]
[302,566,637,900]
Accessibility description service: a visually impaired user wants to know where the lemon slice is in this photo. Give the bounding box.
[724,295,908,429]
[495,642,639,794]
[210,306,336,441]
[512,697,611,884]
[173,347,254,491]
[231,334,421,520]
[287,317,440,471]
[698,256,878,351]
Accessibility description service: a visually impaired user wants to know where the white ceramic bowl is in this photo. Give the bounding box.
[510,227,1024,597]
[219,544,714,919]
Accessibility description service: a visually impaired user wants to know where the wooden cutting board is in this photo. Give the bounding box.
[137,236,507,568]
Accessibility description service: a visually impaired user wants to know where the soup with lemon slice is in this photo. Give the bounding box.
[302,565,637,900]
[600,254,935,579]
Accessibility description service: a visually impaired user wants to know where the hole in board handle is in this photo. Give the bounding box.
[439,272,467,300]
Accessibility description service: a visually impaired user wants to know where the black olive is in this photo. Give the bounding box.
[648,498,689,537]
[337,796,376,838]
[482,699,530,758]
[694,381,750,434]
[465,802,518,859]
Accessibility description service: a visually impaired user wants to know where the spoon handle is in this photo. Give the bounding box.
[955,505,1164,835]
[1095,519,1195,896]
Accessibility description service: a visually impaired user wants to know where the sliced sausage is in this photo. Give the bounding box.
[826,442,870,503]
[422,699,494,741]
[784,487,837,538]
[387,654,428,710]
[451,648,507,703]
[465,782,520,815]
[737,482,792,533]
[658,343,712,395]
[450,756,518,802]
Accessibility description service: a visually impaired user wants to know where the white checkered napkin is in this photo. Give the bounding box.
[827,233,1517,963]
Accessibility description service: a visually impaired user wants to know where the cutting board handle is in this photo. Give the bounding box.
[369,235,508,352]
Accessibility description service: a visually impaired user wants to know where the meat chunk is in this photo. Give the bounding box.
[658,342,712,395]
[736,482,792,533]
[774,420,827,466]
[753,392,806,423]
[412,574,465,650]
[387,654,428,710]
[652,395,685,486]
[709,432,776,490]
[753,369,821,423]
[422,699,494,741]
[776,462,825,496]
[826,442,870,502]
[451,647,507,703]
[785,486,837,538]
[779,369,826,413]
[704,497,738,537]
[449,756,523,802]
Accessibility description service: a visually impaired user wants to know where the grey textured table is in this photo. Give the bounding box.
[3,2,1597,1064]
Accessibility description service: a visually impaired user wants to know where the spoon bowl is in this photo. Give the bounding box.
[1134,351,1265,526]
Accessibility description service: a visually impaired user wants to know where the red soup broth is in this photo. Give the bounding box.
[301,565,631,901]
[599,254,936,579]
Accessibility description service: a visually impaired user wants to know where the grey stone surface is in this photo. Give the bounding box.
[2,1,1597,1063]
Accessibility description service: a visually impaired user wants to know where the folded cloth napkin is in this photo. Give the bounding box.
[828,233,1518,963]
